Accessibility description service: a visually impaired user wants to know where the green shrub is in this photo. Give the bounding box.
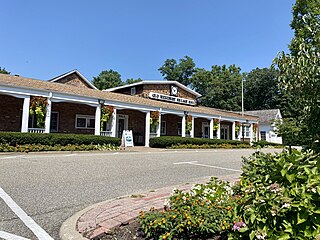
[0,132,121,147]
[170,143,251,149]
[0,143,119,152]
[139,178,245,239]
[252,140,283,148]
[149,136,250,148]
[229,150,320,239]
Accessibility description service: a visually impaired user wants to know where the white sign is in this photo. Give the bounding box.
[121,130,134,147]
[148,92,196,106]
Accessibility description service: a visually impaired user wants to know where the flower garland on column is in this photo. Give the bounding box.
[186,115,193,134]
[150,111,160,127]
[100,105,114,131]
[29,96,48,128]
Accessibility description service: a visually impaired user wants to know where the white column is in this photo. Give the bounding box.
[95,105,101,135]
[190,116,194,138]
[216,120,221,139]
[181,114,186,137]
[232,122,236,140]
[209,119,214,139]
[145,111,150,147]
[44,97,52,133]
[249,124,254,143]
[111,108,117,137]
[156,113,161,137]
[238,125,242,141]
[21,96,30,132]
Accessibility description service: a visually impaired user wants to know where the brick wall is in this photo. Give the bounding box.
[54,73,92,89]
[161,114,182,136]
[194,118,209,138]
[0,94,22,132]
[51,102,95,134]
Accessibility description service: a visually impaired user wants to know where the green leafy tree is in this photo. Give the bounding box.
[275,118,301,153]
[244,67,281,111]
[125,78,143,85]
[191,65,242,111]
[274,0,320,148]
[0,67,10,74]
[158,56,196,86]
[92,70,122,90]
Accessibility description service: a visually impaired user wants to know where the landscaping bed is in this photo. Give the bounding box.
[98,150,319,240]
[0,132,121,152]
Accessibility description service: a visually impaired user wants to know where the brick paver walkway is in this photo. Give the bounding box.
[77,174,239,239]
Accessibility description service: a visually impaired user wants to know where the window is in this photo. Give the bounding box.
[177,122,182,136]
[244,126,250,138]
[131,87,136,95]
[76,115,95,129]
[28,111,59,132]
[260,131,266,141]
[50,112,59,132]
[161,121,166,135]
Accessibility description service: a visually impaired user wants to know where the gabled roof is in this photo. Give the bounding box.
[245,109,282,124]
[49,69,97,90]
[104,80,202,98]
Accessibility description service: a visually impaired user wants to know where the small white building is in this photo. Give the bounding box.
[245,109,283,144]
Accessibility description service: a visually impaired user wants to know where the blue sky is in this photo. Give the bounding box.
[1,0,294,81]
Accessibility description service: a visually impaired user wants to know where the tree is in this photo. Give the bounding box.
[275,118,301,153]
[0,67,10,74]
[125,78,143,85]
[92,70,122,90]
[274,0,320,148]
[244,67,280,111]
[158,56,196,86]
[191,65,242,111]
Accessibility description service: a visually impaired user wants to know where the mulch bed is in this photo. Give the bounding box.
[91,220,227,240]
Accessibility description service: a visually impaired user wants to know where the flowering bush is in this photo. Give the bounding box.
[139,178,245,239]
[29,96,48,128]
[229,150,320,239]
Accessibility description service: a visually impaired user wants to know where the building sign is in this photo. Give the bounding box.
[149,92,196,106]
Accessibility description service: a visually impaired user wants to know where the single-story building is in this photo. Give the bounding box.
[245,109,283,144]
[0,70,259,147]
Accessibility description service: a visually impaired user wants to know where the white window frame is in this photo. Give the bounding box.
[160,121,166,135]
[177,122,182,136]
[131,87,136,95]
[75,114,95,129]
[244,126,250,138]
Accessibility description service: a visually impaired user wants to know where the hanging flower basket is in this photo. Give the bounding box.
[29,96,48,128]
[186,115,193,134]
[253,123,259,133]
[101,105,114,131]
[150,111,160,127]
[213,118,220,131]
[235,121,241,135]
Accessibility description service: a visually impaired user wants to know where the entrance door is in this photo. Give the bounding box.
[202,122,210,138]
[220,125,229,140]
[116,115,128,138]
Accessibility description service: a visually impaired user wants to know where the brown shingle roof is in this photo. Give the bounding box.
[245,109,280,124]
[0,73,258,121]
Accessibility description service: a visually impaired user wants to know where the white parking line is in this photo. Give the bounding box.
[174,161,241,173]
[0,187,54,240]
[0,231,30,240]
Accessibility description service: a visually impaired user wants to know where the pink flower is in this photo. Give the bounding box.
[233,221,246,231]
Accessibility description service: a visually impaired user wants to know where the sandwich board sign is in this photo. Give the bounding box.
[121,130,134,147]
